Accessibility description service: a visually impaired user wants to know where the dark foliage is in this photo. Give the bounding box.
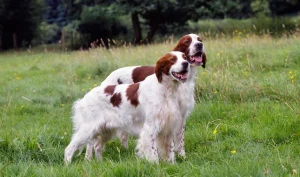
[44,0,67,27]
[77,5,127,49]
[269,0,300,15]
[1,0,299,50]
[0,0,44,50]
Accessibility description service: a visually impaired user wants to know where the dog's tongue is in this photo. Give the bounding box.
[181,72,188,79]
[193,56,202,63]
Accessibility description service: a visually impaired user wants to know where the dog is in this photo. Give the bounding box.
[64,51,190,164]
[85,34,206,159]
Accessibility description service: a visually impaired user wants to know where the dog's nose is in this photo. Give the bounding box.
[196,43,203,49]
[182,61,189,69]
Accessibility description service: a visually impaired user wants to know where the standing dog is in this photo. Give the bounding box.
[85,34,206,160]
[64,51,190,163]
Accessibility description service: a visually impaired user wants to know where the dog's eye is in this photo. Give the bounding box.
[184,40,190,45]
[171,57,176,62]
[197,37,202,42]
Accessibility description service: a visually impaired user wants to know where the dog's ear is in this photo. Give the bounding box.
[155,56,165,83]
[202,52,207,68]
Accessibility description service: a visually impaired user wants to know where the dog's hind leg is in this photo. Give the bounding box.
[85,141,94,161]
[94,131,115,161]
[64,126,95,164]
[117,131,129,149]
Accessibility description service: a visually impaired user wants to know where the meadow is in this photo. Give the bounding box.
[0,33,299,176]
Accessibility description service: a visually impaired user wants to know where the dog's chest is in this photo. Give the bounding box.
[178,83,195,114]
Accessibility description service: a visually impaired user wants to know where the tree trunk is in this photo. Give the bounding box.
[0,35,2,51]
[145,22,158,44]
[13,33,17,50]
[131,12,142,45]
[61,29,65,50]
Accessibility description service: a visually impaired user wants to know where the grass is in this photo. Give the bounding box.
[0,33,299,177]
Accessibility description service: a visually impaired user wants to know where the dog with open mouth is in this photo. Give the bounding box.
[64,51,190,164]
[83,34,207,160]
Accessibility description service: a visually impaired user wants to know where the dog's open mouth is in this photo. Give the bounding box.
[172,70,189,81]
[189,51,203,65]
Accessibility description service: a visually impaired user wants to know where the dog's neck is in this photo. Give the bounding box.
[186,65,199,83]
[160,73,181,92]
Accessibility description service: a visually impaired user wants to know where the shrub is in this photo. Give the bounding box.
[32,22,60,45]
[188,16,299,37]
[63,20,89,50]
[77,5,127,49]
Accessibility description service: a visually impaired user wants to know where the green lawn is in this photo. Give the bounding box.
[0,34,299,176]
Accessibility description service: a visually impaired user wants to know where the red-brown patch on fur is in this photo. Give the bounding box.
[202,52,207,68]
[132,66,155,83]
[110,93,122,107]
[104,85,116,95]
[155,53,177,83]
[126,83,140,107]
[173,35,192,56]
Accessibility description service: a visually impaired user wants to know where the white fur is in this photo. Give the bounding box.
[64,51,190,164]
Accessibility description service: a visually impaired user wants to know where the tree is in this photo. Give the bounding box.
[189,0,252,20]
[251,0,271,17]
[269,0,300,16]
[0,0,44,50]
[62,0,110,22]
[44,0,67,27]
[77,5,127,49]
[117,0,191,44]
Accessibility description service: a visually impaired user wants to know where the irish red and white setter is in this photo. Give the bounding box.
[64,51,190,163]
[85,34,206,159]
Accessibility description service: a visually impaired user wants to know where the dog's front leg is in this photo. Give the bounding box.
[136,124,159,163]
[174,120,186,158]
[166,135,175,163]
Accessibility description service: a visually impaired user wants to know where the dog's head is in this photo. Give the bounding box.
[155,51,190,83]
[173,34,207,68]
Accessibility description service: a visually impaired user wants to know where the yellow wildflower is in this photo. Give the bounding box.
[213,129,217,134]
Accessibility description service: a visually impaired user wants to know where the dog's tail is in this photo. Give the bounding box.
[72,99,84,132]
